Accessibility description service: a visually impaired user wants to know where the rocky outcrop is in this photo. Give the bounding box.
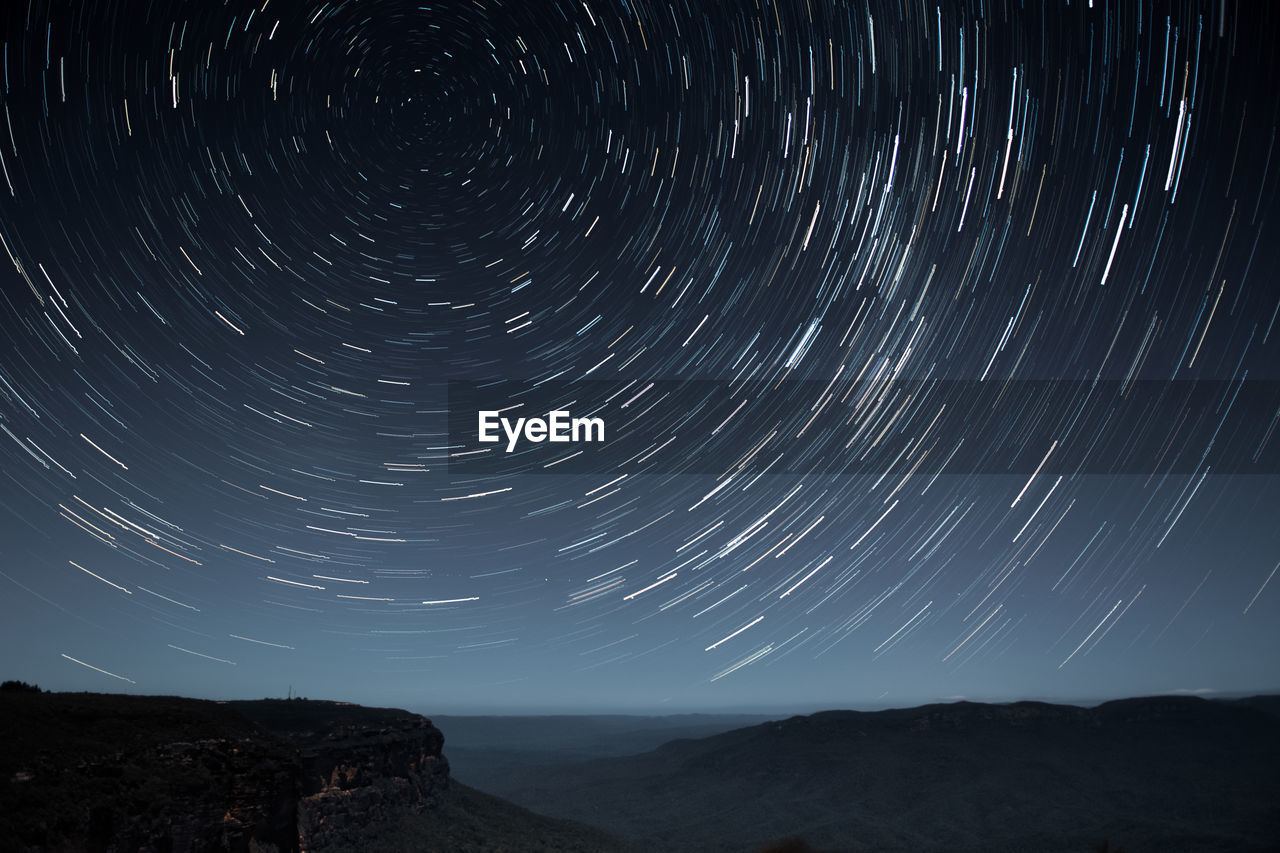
[0,692,449,852]
[231,700,450,851]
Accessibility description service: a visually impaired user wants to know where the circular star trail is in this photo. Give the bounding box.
[0,0,1277,710]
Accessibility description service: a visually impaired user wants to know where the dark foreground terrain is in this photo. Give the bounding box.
[3,687,1279,852]
[0,689,626,852]
[467,696,1280,853]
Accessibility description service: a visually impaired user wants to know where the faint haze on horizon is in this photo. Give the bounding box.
[6,676,1276,720]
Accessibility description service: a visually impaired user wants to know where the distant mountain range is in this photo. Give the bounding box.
[460,695,1280,852]
[3,687,1277,852]
[434,711,778,774]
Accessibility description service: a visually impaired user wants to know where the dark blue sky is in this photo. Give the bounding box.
[1,0,1277,714]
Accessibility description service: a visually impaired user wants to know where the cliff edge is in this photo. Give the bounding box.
[0,691,448,852]
[230,698,450,851]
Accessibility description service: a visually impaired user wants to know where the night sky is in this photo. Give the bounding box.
[1,0,1278,714]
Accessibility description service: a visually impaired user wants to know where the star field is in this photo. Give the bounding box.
[1,0,1278,712]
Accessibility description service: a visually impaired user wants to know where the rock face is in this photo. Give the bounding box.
[0,692,450,852]
[231,700,450,851]
[295,719,447,850]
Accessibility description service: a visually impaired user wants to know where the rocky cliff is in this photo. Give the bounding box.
[231,699,450,851]
[0,692,449,852]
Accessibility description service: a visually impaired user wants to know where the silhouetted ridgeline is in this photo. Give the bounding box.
[0,691,626,852]
[4,689,1279,852]
[471,695,1280,853]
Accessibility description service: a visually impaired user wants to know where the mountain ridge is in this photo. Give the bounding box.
[4,688,1278,852]
[466,693,1280,852]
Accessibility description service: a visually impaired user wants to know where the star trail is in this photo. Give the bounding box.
[0,0,1277,712]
